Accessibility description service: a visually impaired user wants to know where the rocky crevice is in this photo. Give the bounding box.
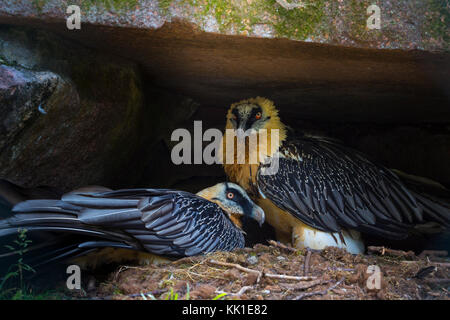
[0,2,448,191]
[0,25,198,191]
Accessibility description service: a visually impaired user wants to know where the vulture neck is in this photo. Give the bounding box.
[222,121,287,192]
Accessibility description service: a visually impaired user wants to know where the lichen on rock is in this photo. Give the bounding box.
[0,0,444,51]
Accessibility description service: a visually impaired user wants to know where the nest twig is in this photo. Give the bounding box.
[304,250,312,276]
[368,246,415,259]
[294,277,345,300]
[208,259,316,284]
[268,240,297,253]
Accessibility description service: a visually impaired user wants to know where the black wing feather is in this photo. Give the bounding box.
[258,137,450,239]
[1,188,245,261]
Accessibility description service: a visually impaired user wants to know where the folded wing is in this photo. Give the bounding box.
[0,187,245,261]
[257,137,450,239]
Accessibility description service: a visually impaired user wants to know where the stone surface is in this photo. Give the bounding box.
[0,22,445,126]
[0,3,448,191]
[0,26,198,191]
[0,28,143,191]
[0,1,448,125]
[0,65,61,152]
[0,0,448,52]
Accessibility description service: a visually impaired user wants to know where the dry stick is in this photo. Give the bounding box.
[215,285,254,298]
[128,289,166,298]
[431,262,450,268]
[209,259,264,284]
[294,277,345,300]
[97,288,167,300]
[236,286,254,296]
[423,278,450,284]
[209,260,260,275]
[401,260,450,268]
[327,267,355,272]
[208,259,316,284]
[216,279,328,298]
[171,256,201,265]
[304,250,312,276]
[113,265,131,281]
[367,246,415,258]
[400,260,419,264]
[280,279,332,291]
[266,273,316,281]
[268,240,297,253]
[230,286,254,297]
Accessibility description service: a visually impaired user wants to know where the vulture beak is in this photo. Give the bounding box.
[251,205,265,227]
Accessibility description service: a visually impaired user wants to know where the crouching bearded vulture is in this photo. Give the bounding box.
[0,180,264,269]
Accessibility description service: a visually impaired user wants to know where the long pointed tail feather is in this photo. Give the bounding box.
[393,170,450,232]
[0,197,139,273]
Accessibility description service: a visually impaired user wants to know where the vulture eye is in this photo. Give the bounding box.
[227,192,235,199]
[255,112,262,120]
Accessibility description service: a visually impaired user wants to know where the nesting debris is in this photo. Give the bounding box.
[414,266,437,280]
[247,255,258,265]
[88,245,449,300]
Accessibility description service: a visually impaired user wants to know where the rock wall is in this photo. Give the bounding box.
[0,26,197,191]
[1,0,448,52]
[0,1,448,191]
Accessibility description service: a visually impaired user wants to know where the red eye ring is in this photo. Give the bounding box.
[227,192,234,199]
[255,112,262,120]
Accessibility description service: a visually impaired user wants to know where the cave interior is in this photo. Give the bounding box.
[1,21,449,251]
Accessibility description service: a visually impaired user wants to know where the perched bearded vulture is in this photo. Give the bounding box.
[222,97,450,254]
